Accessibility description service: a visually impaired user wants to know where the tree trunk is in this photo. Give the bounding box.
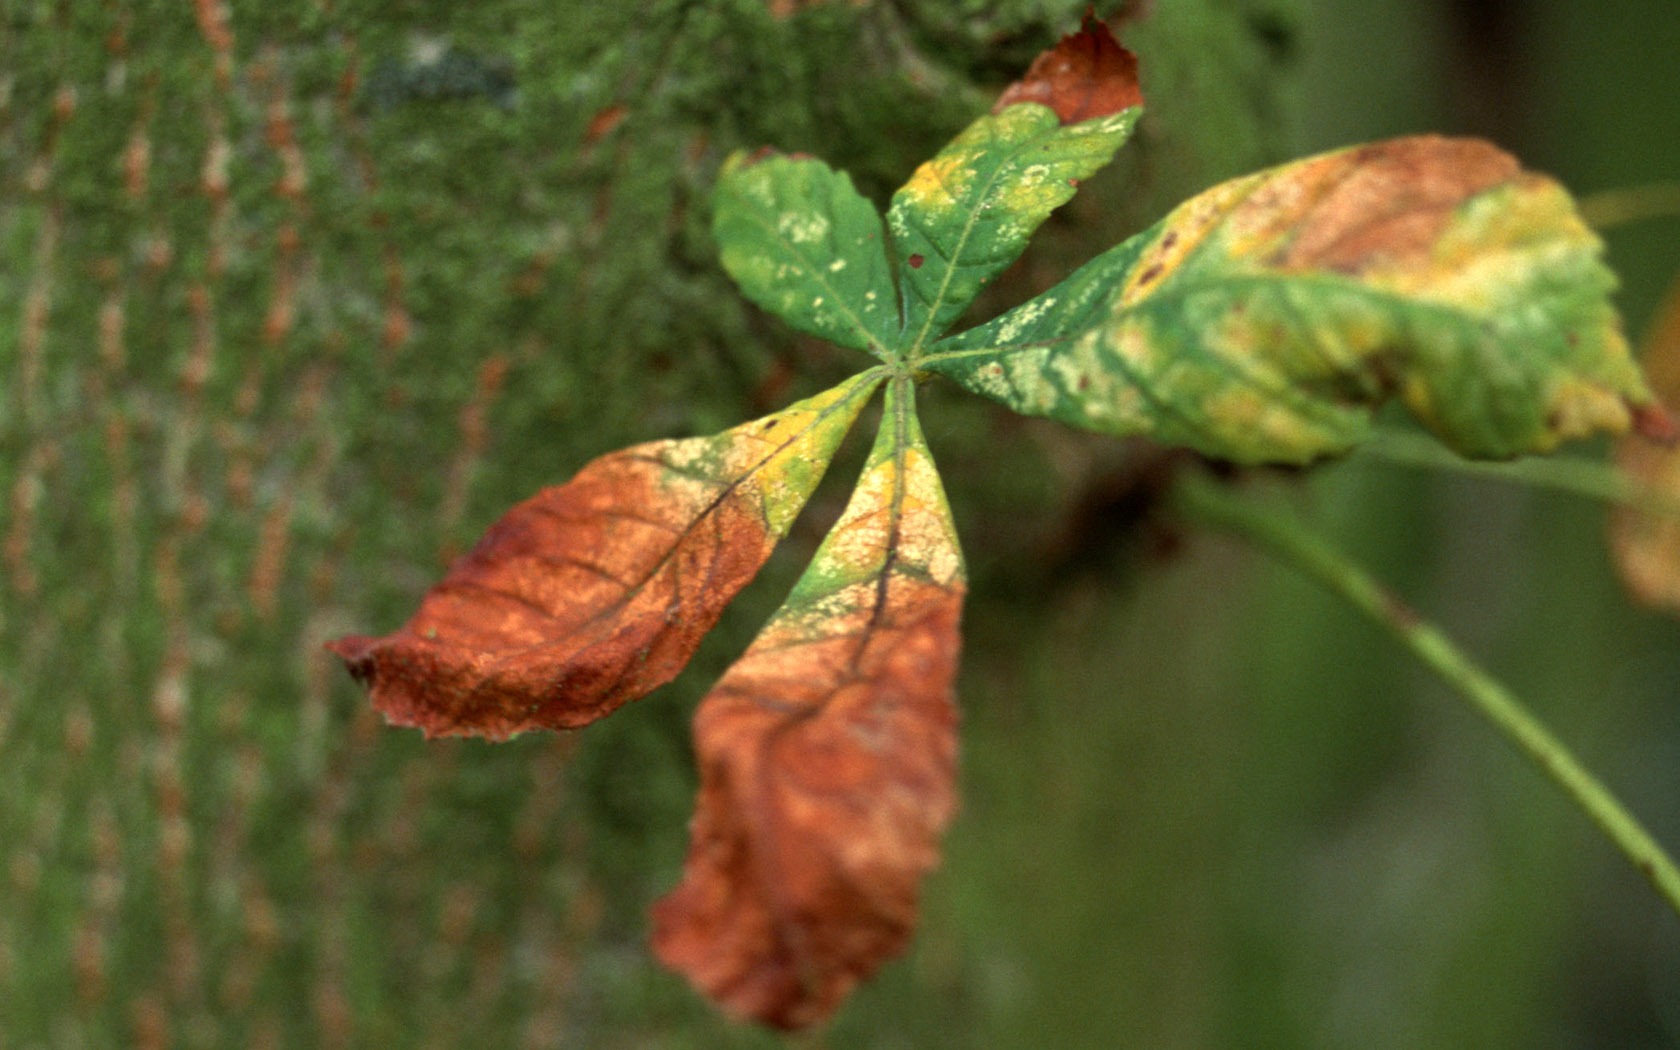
[0,1,1297,1044]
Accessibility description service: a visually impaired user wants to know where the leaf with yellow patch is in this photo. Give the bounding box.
[650,378,965,1030]
[327,371,883,740]
[1611,272,1680,612]
[888,18,1143,355]
[923,136,1657,463]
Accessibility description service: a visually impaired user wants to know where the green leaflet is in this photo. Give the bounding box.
[713,151,899,357]
[888,104,1143,356]
[921,137,1654,464]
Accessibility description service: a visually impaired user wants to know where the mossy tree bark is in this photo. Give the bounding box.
[0,2,1296,1045]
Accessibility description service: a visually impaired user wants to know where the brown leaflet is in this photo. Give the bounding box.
[327,373,880,740]
[1611,274,1680,612]
[992,12,1143,124]
[651,380,965,1029]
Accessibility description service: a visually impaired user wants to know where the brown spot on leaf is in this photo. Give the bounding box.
[1273,137,1520,274]
[907,253,924,270]
[993,13,1143,125]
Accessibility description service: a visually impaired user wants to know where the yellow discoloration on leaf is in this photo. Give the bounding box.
[327,372,882,740]
[932,134,1655,463]
[775,210,831,245]
[1355,181,1577,306]
[895,445,965,584]
[897,153,975,212]
[734,372,888,532]
[1546,379,1637,445]
[787,389,963,589]
[651,380,964,1030]
[1115,174,1261,307]
[1200,386,1336,457]
[889,92,1141,350]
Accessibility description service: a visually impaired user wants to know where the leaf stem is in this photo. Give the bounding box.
[1354,429,1680,520]
[1578,181,1680,231]
[1172,471,1680,920]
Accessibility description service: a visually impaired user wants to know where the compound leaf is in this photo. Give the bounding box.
[651,378,965,1030]
[714,151,900,357]
[327,371,883,740]
[889,17,1143,354]
[1611,272,1680,612]
[924,136,1657,464]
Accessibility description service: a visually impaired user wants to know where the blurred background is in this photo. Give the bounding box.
[2,0,1677,1046]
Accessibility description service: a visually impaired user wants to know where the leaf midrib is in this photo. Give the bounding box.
[463,369,887,681]
[897,122,1061,359]
[918,270,1504,369]
[736,196,892,357]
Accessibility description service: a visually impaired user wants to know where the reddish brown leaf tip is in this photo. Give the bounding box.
[324,460,778,741]
[992,12,1143,124]
[325,634,377,673]
[1632,401,1680,446]
[648,585,963,1030]
[326,377,876,742]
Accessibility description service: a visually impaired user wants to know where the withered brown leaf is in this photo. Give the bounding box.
[328,373,881,739]
[651,379,965,1029]
[1611,273,1680,612]
[992,12,1143,124]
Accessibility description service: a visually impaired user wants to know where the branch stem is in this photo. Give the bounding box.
[1578,180,1680,231]
[1354,429,1680,520]
[1173,471,1680,919]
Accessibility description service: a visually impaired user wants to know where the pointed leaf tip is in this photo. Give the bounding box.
[1633,402,1680,446]
[993,13,1143,124]
[327,373,881,740]
[888,19,1143,348]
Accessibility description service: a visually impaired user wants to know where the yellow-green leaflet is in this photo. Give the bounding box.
[888,103,1142,355]
[923,136,1655,464]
